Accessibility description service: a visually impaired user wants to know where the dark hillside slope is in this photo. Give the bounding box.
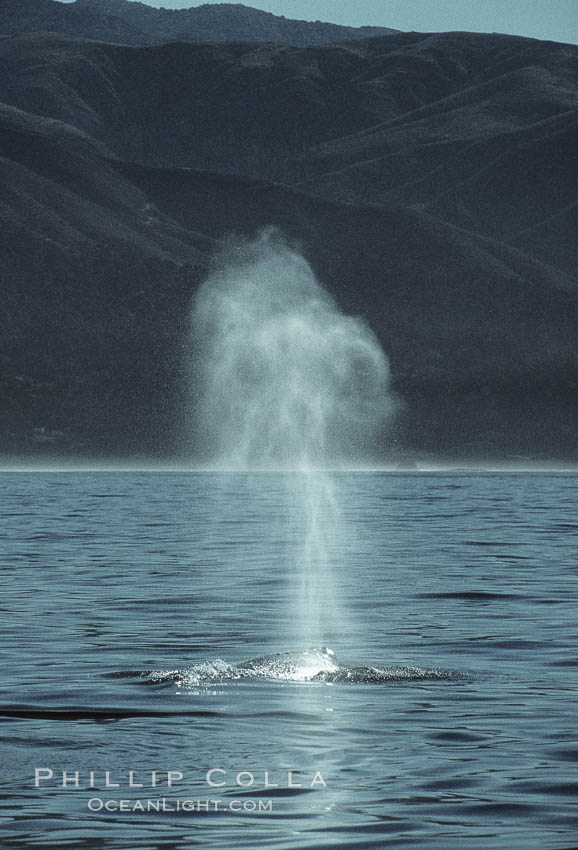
[1,105,576,459]
[0,31,576,460]
[119,162,578,460]
[0,106,207,456]
[0,31,575,274]
[425,114,578,275]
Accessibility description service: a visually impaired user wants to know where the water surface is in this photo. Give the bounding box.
[0,471,576,848]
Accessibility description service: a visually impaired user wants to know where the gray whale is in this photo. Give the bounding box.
[139,648,471,687]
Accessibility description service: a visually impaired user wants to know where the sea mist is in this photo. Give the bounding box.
[191,229,394,647]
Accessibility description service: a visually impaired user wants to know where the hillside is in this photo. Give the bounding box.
[0,27,576,461]
[0,0,398,46]
[0,30,575,271]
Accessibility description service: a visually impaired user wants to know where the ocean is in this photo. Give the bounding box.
[0,470,577,849]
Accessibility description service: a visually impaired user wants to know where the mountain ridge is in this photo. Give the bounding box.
[0,25,576,460]
[1,99,576,459]
[0,0,399,46]
[1,30,575,271]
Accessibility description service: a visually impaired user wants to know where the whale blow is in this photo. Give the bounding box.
[190,229,395,647]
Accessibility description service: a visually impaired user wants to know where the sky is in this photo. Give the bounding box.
[123,0,578,45]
